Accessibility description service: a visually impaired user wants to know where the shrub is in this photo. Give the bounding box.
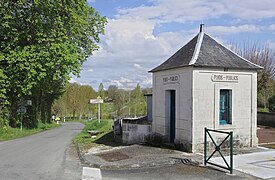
[268,95,275,112]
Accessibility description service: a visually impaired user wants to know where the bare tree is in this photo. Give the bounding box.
[230,42,275,108]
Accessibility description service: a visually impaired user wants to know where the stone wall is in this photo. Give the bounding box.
[122,123,152,144]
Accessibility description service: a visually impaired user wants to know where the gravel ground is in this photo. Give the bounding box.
[79,125,275,173]
[83,144,200,169]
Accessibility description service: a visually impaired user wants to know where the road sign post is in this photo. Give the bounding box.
[89,98,103,123]
[17,106,27,132]
[98,103,100,123]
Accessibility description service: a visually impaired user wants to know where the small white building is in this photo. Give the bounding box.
[149,25,262,152]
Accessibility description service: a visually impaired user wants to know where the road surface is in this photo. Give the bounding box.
[0,122,84,180]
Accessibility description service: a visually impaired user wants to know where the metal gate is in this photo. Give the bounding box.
[204,128,233,174]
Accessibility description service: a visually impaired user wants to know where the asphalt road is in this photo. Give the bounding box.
[0,122,84,180]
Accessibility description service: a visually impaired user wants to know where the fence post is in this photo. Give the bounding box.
[230,131,233,174]
[204,127,207,166]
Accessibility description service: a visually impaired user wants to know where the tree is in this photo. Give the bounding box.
[0,0,106,126]
[98,83,105,99]
[230,43,275,109]
[53,83,97,119]
[107,85,118,100]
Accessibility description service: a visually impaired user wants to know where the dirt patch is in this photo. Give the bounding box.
[257,126,275,144]
[97,151,130,162]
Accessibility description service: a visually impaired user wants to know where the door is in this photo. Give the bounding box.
[170,90,176,143]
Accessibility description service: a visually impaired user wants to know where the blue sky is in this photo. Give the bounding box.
[71,0,275,90]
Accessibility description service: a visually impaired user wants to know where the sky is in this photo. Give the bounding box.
[71,0,275,90]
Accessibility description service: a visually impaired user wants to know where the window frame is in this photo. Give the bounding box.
[219,89,232,125]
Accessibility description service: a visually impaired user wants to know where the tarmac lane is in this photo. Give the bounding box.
[0,122,84,180]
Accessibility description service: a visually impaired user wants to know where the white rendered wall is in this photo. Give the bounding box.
[192,68,258,152]
[152,67,193,149]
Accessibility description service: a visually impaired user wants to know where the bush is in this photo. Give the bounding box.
[268,95,275,112]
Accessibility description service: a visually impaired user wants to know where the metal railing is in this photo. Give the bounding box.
[204,128,233,174]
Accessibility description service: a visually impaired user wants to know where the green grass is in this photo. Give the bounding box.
[73,119,114,149]
[0,123,60,141]
[258,108,269,112]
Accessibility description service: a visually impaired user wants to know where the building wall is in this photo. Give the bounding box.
[192,68,258,152]
[152,67,193,150]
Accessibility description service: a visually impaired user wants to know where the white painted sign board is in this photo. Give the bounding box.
[211,74,239,82]
[89,98,103,123]
[89,99,103,104]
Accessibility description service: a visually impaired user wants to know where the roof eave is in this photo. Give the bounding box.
[149,64,192,73]
[193,64,262,71]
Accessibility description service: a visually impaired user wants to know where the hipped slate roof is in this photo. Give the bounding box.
[150,27,262,72]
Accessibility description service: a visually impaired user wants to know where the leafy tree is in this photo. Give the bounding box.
[132,83,146,116]
[0,0,106,127]
[53,83,97,119]
[98,83,105,99]
[107,85,118,100]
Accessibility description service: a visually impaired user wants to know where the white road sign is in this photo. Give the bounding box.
[89,99,103,104]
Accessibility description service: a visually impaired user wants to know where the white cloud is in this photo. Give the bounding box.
[134,64,142,69]
[117,0,225,23]
[223,0,275,19]
[75,0,275,90]
[87,0,95,4]
[204,25,262,36]
[269,24,275,32]
[77,16,196,89]
[117,0,275,23]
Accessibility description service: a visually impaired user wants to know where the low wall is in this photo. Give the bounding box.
[257,112,275,127]
[122,123,152,144]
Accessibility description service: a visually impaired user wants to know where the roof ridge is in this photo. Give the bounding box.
[205,33,263,69]
[189,32,204,65]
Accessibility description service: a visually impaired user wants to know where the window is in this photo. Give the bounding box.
[219,89,232,125]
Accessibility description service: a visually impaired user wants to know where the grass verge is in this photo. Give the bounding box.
[0,123,60,141]
[73,119,115,150]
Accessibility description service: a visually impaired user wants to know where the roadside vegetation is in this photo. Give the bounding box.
[0,123,60,141]
[53,83,151,120]
[73,119,114,150]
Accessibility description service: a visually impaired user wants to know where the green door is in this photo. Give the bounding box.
[170,90,176,143]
